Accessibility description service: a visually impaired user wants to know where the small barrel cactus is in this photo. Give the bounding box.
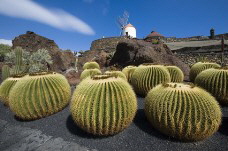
[70,74,137,136]
[189,62,221,82]
[145,83,222,141]
[165,65,184,82]
[9,72,71,120]
[2,65,10,81]
[195,67,228,105]
[122,66,137,83]
[0,74,25,106]
[105,70,127,81]
[131,64,171,96]
[83,61,100,70]
[80,69,102,81]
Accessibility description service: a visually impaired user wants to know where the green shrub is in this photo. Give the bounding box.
[2,65,10,80]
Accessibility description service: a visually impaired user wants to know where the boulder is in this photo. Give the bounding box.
[110,39,190,80]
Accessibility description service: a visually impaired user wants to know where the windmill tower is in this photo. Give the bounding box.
[116,11,136,38]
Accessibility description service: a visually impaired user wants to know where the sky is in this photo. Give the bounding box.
[0,0,227,52]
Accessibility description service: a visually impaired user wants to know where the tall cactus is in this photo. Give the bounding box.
[195,67,228,105]
[122,66,137,83]
[80,69,102,81]
[165,65,184,82]
[2,65,10,81]
[131,64,171,96]
[105,70,127,81]
[71,74,137,136]
[145,83,222,141]
[15,47,23,67]
[189,62,221,82]
[83,61,100,70]
[9,72,71,120]
[0,74,25,106]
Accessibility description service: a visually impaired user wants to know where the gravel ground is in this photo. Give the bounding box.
[1,97,228,151]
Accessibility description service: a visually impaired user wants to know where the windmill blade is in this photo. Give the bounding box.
[123,10,129,25]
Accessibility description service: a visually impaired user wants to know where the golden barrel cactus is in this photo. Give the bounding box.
[70,74,137,136]
[131,64,171,96]
[145,83,222,141]
[189,62,221,82]
[165,65,184,82]
[83,61,100,70]
[9,72,71,120]
[105,70,127,81]
[122,66,137,83]
[80,69,102,81]
[195,67,228,105]
[0,74,25,106]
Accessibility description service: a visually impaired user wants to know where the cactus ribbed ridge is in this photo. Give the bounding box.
[189,62,221,82]
[195,68,228,105]
[83,61,100,70]
[165,66,184,82]
[70,75,137,136]
[122,66,137,83]
[145,83,222,141]
[2,65,10,80]
[9,72,71,120]
[80,69,102,81]
[0,75,25,106]
[131,64,171,96]
[105,71,127,81]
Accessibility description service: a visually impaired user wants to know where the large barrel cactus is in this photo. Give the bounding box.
[165,65,184,82]
[70,74,137,136]
[9,72,71,120]
[189,62,221,82]
[83,61,100,70]
[2,65,10,81]
[80,69,102,81]
[105,70,127,81]
[131,64,171,96]
[122,66,137,83]
[0,74,25,106]
[145,83,222,141]
[195,67,228,105]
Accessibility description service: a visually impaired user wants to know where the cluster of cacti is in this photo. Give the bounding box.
[105,70,127,80]
[189,62,221,82]
[195,67,228,105]
[70,74,137,136]
[122,66,137,83]
[2,65,10,80]
[9,72,71,120]
[83,61,100,70]
[165,65,184,82]
[0,74,25,106]
[145,83,222,141]
[80,68,102,80]
[131,64,171,96]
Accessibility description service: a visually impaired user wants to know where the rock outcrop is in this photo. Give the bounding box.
[12,31,75,72]
[110,39,190,80]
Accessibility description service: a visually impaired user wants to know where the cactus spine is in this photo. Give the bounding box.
[131,64,171,96]
[195,67,228,105]
[122,66,137,83]
[2,65,10,80]
[71,74,137,136]
[83,61,100,70]
[0,74,25,106]
[165,65,184,82]
[145,83,222,141]
[189,62,221,82]
[105,70,127,81]
[80,69,102,80]
[9,72,71,120]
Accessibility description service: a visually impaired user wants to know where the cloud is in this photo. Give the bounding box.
[0,39,12,46]
[0,0,95,35]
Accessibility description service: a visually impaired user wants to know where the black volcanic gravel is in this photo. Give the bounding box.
[1,97,228,151]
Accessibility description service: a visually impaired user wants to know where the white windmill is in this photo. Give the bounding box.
[116,11,136,38]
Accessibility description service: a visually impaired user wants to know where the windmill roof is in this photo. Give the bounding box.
[146,31,164,38]
[123,23,135,29]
